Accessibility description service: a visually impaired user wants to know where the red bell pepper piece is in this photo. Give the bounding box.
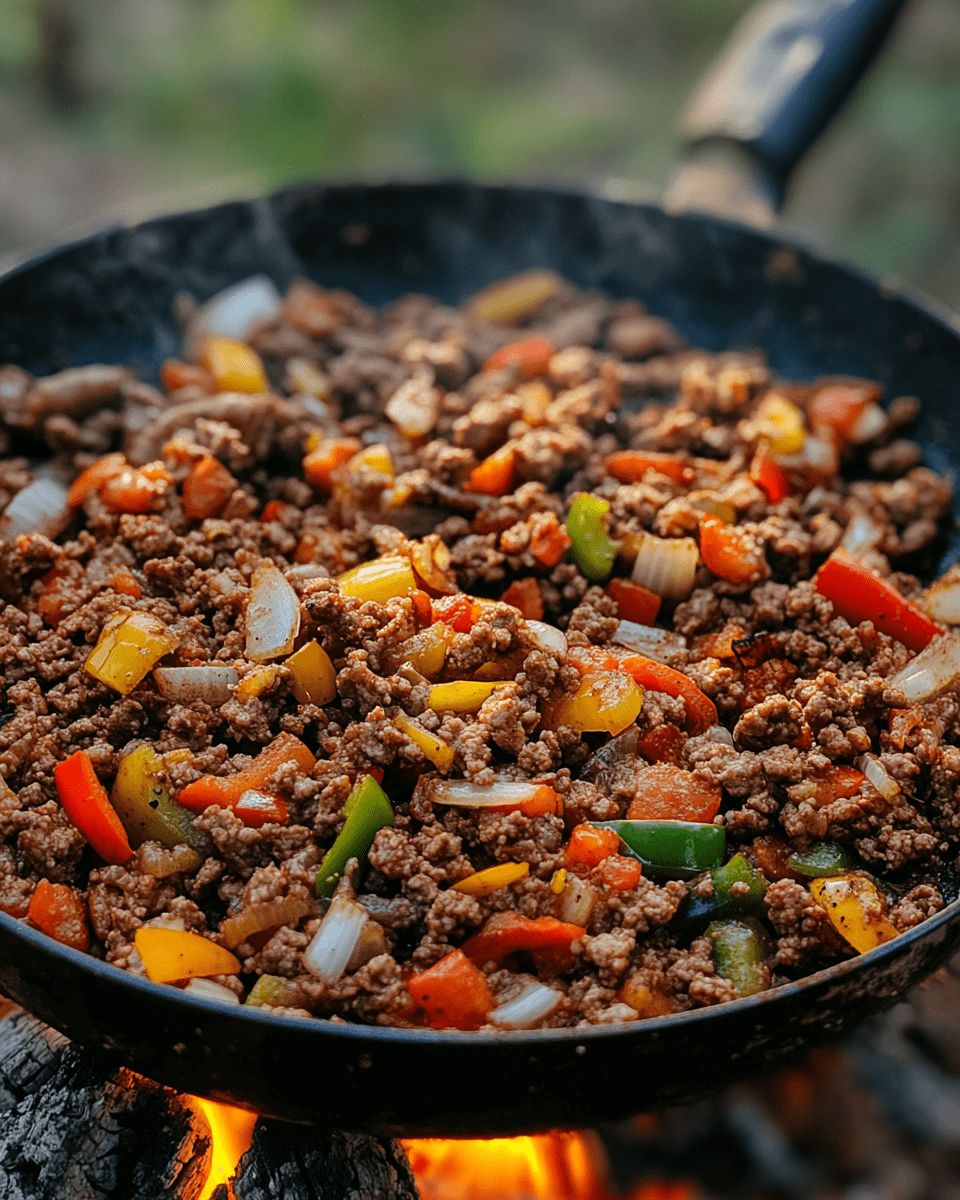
[407,948,495,1030]
[233,790,289,828]
[600,855,642,891]
[626,763,722,823]
[27,879,90,952]
[177,733,315,813]
[606,577,661,625]
[460,912,586,968]
[749,448,790,502]
[635,724,687,765]
[616,655,718,735]
[431,593,480,633]
[815,548,940,652]
[55,751,132,865]
[605,450,692,485]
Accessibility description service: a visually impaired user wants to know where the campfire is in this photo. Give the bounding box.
[5,952,960,1199]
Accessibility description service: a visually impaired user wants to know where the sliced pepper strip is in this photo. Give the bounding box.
[460,912,586,966]
[452,861,530,896]
[566,494,621,581]
[815,547,940,652]
[707,918,770,996]
[315,774,395,897]
[135,927,241,983]
[616,655,717,735]
[55,750,132,865]
[593,819,725,879]
[177,732,315,813]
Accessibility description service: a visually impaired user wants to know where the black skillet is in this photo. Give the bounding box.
[1,0,958,1137]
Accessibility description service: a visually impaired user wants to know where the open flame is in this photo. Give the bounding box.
[189,1097,256,1200]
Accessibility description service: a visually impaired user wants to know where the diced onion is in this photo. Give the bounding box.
[525,620,567,656]
[0,478,70,541]
[612,620,687,662]
[190,275,282,344]
[489,982,563,1029]
[925,579,960,624]
[848,403,888,445]
[705,724,735,747]
[889,634,960,703]
[631,533,699,600]
[303,895,370,984]
[245,562,301,661]
[345,920,389,972]
[183,977,241,1005]
[139,844,204,878]
[220,895,314,950]
[857,754,900,800]
[420,778,545,808]
[840,514,884,557]
[558,875,597,925]
[385,371,440,438]
[153,665,238,706]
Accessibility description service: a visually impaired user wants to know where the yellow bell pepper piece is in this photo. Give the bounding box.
[85,609,180,695]
[452,861,530,896]
[550,868,567,894]
[394,715,454,771]
[619,980,674,1017]
[339,555,416,605]
[349,444,394,479]
[235,664,282,703]
[809,874,900,953]
[134,926,241,983]
[428,680,510,714]
[286,640,337,705]
[755,393,805,456]
[548,671,643,735]
[202,336,269,394]
[395,623,450,678]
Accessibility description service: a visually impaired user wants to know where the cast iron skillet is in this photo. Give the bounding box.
[1,0,958,1136]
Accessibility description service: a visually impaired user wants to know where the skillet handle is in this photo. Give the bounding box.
[664,0,909,226]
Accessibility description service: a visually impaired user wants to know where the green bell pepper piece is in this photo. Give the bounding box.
[111,744,209,852]
[787,842,855,878]
[315,774,394,898]
[681,852,768,925]
[244,974,301,1008]
[707,917,771,997]
[592,820,726,879]
[566,494,621,581]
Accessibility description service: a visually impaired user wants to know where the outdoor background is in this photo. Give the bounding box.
[1,0,959,308]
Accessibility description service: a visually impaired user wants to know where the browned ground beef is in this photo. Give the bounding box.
[0,272,956,1030]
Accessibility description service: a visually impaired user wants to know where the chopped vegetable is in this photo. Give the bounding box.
[28,879,89,952]
[67,453,127,507]
[428,680,511,713]
[925,574,960,624]
[100,463,171,514]
[606,578,661,625]
[556,874,597,925]
[0,478,68,542]
[182,455,237,520]
[501,578,544,621]
[177,732,315,813]
[467,444,517,496]
[286,640,337,705]
[302,893,370,983]
[183,978,241,1005]
[786,842,856,878]
[244,974,301,1009]
[135,927,241,983]
[681,853,767,925]
[612,620,687,662]
[431,593,480,632]
[524,620,567,657]
[234,789,289,827]
[245,562,301,661]
[815,548,940,652]
[189,275,282,344]
[138,844,204,878]
[407,948,495,1030]
[111,744,207,850]
[629,531,699,599]
[565,823,621,869]
[466,269,563,324]
[698,516,766,585]
[55,750,132,865]
[201,335,269,393]
[529,512,571,567]
[161,359,214,393]
[545,670,643,736]
[707,918,770,996]
[303,438,361,491]
[605,450,691,485]
[220,895,313,950]
[753,394,805,455]
[488,982,563,1029]
[452,861,530,896]
[315,774,395,897]
[85,609,179,695]
[389,623,450,678]
[414,776,562,818]
[482,336,554,378]
[749,447,790,502]
[593,819,725,879]
[409,537,458,595]
[385,373,441,437]
[153,665,238,706]
[616,656,717,734]
[460,912,586,970]
[600,855,643,891]
[394,714,454,771]
[635,724,687,765]
[626,763,722,823]
[567,494,621,581]
[339,555,416,604]
[888,633,960,702]
[809,873,900,953]
[37,559,85,625]
[807,381,878,443]
[857,753,901,799]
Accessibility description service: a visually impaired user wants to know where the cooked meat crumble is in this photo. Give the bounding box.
[0,269,957,1030]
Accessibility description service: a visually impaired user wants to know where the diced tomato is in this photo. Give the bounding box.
[815,548,940,653]
[460,912,586,968]
[482,337,554,379]
[600,855,642,891]
[617,656,717,735]
[566,823,621,868]
[27,879,90,952]
[501,577,544,621]
[811,765,864,803]
[749,448,790,502]
[606,577,661,625]
[431,593,480,633]
[467,444,516,496]
[407,948,494,1030]
[626,763,722,823]
[605,450,692,485]
[530,512,571,567]
[182,455,237,520]
[698,515,766,585]
[635,724,687,765]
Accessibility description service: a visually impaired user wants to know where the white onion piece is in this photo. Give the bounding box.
[245,562,301,661]
[153,665,238,706]
[424,778,544,807]
[184,978,241,1005]
[802,435,839,474]
[559,875,597,925]
[385,371,440,438]
[857,754,900,800]
[303,895,370,984]
[841,514,884,557]
[525,620,567,656]
[889,634,960,703]
[190,274,282,344]
[0,478,70,541]
[705,724,735,747]
[848,403,888,444]
[631,533,698,600]
[925,579,960,624]
[208,571,240,596]
[345,920,389,972]
[612,620,687,662]
[489,983,563,1029]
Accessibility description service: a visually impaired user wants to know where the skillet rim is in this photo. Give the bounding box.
[2,176,960,1055]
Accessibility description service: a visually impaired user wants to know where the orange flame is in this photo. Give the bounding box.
[190,1097,257,1200]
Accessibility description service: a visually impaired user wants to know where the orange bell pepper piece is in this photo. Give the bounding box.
[303,438,361,491]
[177,732,315,813]
[135,927,241,983]
[749,447,790,502]
[482,336,554,379]
[606,577,661,625]
[260,499,286,523]
[407,948,495,1030]
[467,444,517,496]
[698,515,766,585]
[529,512,571,567]
[617,655,717,735]
[501,577,544,621]
[600,855,642,891]
[605,449,692,485]
[233,790,289,828]
[100,465,169,514]
[36,559,85,625]
[55,750,132,865]
[67,453,128,507]
[182,455,237,520]
[109,570,142,599]
[460,912,586,968]
[635,724,687,765]
[815,547,940,652]
[626,763,722,823]
[202,336,268,394]
[566,823,621,868]
[27,879,90,952]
